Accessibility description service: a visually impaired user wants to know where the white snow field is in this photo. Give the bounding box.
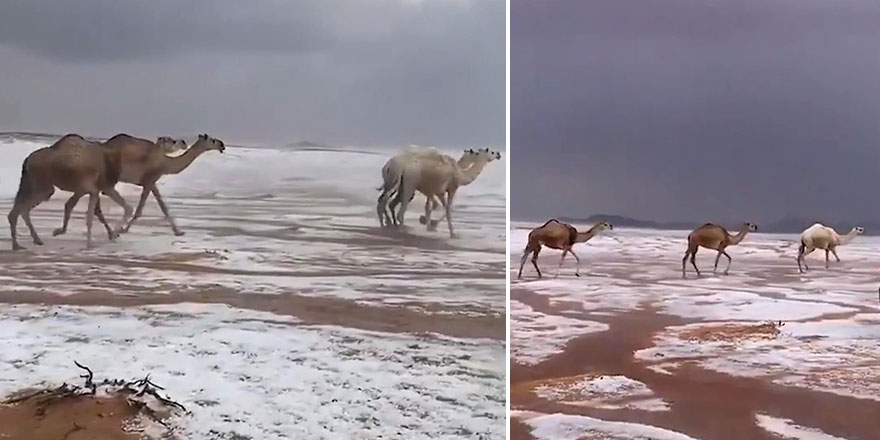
[510,222,880,440]
[0,134,506,439]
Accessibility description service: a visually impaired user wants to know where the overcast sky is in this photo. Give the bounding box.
[512,0,880,223]
[0,0,504,147]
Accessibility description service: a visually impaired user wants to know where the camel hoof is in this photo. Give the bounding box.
[108,232,119,241]
[33,238,44,246]
[174,231,185,237]
[449,233,459,239]
[575,273,581,278]
[418,215,428,225]
[52,228,65,237]
[12,244,25,251]
[723,271,729,276]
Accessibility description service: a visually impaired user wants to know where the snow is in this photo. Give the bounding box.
[0,303,505,440]
[533,375,669,411]
[513,411,700,440]
[755,414,848,440]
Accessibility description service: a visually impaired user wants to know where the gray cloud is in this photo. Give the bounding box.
[0,0,504,147]
[512,0,880,224]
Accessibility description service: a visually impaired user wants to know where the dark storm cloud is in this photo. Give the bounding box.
[0,0,504,146]
[511,0,880,224]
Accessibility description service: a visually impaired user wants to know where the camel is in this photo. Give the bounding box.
[681,222,758,278]
[51,135,187,237]
[115,133,225,235]
[375,146,481,227]
[8,134,124,250]
[392,148,501,237]
[517,219,613,279]
[387,149,490,229]
[796,223,864,273]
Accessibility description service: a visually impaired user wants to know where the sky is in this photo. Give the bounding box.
[0,0,504,148]
[512,0,880,223]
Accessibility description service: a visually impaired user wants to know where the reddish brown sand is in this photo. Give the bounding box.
[0,289,504,340]
[0,394,143,440]
[511,288,880,440]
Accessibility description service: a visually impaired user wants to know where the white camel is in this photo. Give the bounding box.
[796,223,864,273]
[393,148,500,238]
[375,146,482,227]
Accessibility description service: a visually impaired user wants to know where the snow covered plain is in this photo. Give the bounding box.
[510,222,880,440]
[0,134,506,439]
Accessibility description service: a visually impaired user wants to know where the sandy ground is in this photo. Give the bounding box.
[510,224,880,440]
[0,138,506,440]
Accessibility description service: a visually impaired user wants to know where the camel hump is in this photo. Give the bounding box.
[565,224,578,244]
[536,218,562,229]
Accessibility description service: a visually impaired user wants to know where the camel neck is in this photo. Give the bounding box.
[839,229,860,245]
[575,223,603,243]
[456,160,489,186]
[574,230,594,243]
[163,145,207,175]
[729,227,750,245]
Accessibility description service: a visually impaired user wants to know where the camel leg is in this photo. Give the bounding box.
[17,187,54,249]
[54,192,84,237]
[85,192,99,249]
[103,187,132,233]
[831,247,841,263]
[517,249,531,280]
[93,198,118,241]
[825,249,830,269]
[442,188,457,238]
[151,186,184,236]
[681,251,690,278]
[797,244,806,273]
[713,250,723,274]
[532,247,543,278]
[722,250,732,275]
[555,249,568,279]
[395,182,414,227]
[570,249,582,277]
[690,247,701,277]
[422,196,435,231]
[123,185,153,233]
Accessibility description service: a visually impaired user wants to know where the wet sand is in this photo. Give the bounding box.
[0,289,504,340]
[0,394,140,440]
[510,226,880,440]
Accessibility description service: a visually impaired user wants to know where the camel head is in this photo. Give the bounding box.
[595,221,613,232]
[742,222,758,232]
[156,136,187,154]
[460,148,502,167]
[852,226,865,235]
[193,133,226,153]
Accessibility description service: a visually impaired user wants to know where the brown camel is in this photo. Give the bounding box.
[119,133,225,235]
[517,219,613,280]
[681,222,758,278]
[8,134,123,250]
[52,135,187,237]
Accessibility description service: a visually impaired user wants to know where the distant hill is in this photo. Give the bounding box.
[547,213,879,235]
[286,140,331,149]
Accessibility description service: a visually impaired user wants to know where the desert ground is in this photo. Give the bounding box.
[510,223,880,440]
[0,134,506,440]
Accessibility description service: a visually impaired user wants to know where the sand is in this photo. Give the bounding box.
[510,225,880,440]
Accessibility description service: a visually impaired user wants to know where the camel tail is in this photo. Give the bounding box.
[14,160,30,205]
